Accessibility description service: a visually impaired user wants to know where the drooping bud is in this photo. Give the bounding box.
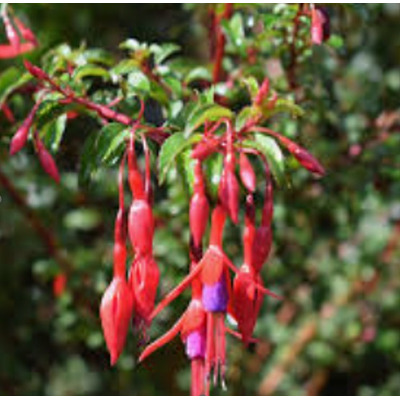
[128,199,154,255]
[35,135,60,183]
[286,141,325,176]
[239,153,256,193]
[23,60,48,81]
[9,102,40,155]
[189,161,209,247]
[129,254,160,324]
[100,276,134,365]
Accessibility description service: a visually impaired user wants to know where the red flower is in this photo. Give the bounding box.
[100,276,133,365]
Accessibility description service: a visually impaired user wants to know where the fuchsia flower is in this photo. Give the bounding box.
[100,156,134,365]
[126,133,160,330]
[232,194,280,345]
[140,264,207,395]
[100,275,133,365]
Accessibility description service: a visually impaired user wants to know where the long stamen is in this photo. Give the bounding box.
[205,312,215,394]
[218,313,227,390]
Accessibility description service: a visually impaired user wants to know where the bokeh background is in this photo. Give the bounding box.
[1,4,400,395]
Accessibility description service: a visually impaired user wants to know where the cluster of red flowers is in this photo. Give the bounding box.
[93,77,325,395]
[100,121,161,365]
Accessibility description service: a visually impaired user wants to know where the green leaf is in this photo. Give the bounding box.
[73,64,110,81]
[82,49,114,66]
[158,132,202,183]
[0,69,32,106]
[243,134,286,186]
[79,123,127,187]
[127,70,151,94]
[64,208,102,231]
[79,131,98,187]
[41,114,67,152]
[265,98,304,119]
[184,103,233,137]
[242,76,259,100]
[184,67,212,84]
[150,43,180,65]
[229,13,245,48]
[96,123,128,166]
[328,34,344,49]
[111,59,139,76]
[120,38,146,52]
[102,128,130,164]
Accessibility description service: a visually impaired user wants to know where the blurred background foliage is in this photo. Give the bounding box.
[0,3,400,396]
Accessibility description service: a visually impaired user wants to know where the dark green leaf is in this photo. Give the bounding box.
[73,64,110,81]
[184,67,212,84]
[158,132,202,183]
[41,114,67,152]
[150,43,180,64]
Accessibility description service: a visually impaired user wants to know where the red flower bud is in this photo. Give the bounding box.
[35,136,60,183]
[190,162,209,247]
[9,102,40,155]
[128,199,154,255]
[23,60,48,80]
[190,192,209,248]
[100,276,134,365]
[239,153,256,193]
[286,141,325,176]
[129,254,160,323]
